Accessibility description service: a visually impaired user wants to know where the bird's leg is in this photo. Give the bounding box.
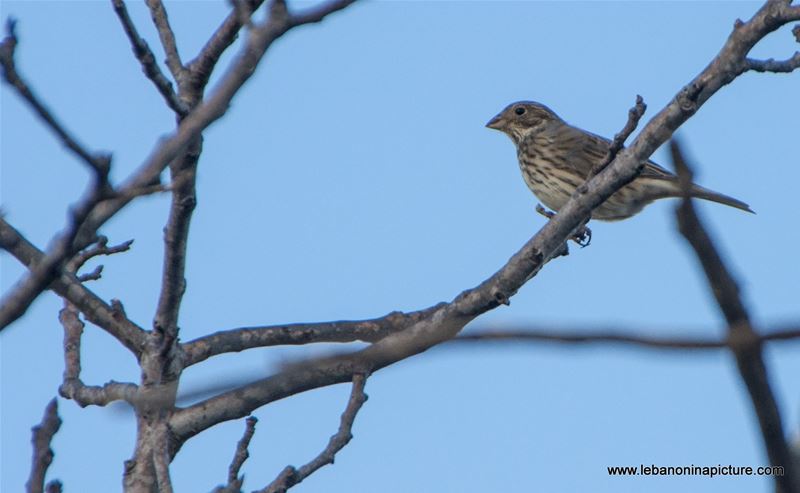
[571,220,592,248]
[535,204,592,248]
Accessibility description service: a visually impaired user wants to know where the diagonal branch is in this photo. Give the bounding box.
[144,0,185,82]
[181,304,444,367]
[672,140,798,493]
[187,0,265,89]
[110,0,187,115]
[0,219,146,353]
[26,399,62,493]
[168,0,800,447]
[0,22,122,329]
[0,20,111,177]
[588,95,646,178]
[257,374,368,493]
[72,0,359,251]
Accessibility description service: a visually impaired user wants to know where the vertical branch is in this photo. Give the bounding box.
[213,416,258,493]
[26,399,62,493]
[144,0,185,81]
[671,140,798,493]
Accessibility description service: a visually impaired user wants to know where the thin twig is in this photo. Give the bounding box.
[0,218,146,353]
[144,0,185,81]
[213,416,258,493]
[745,52,800,73]
[110,0,187,115]
[169,1,800,444]
[0,20,123,329]
[71,0,358,250]
[588,95,646,178]
[452,325,800,351]
[26,399,62,493]
[672,139,798,493]
[66,236,134,274]
[0,20,111,177]
[257,374,368,493]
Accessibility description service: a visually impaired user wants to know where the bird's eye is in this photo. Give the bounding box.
[514,107,526,116]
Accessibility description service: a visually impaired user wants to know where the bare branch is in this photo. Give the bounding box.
[452,324,800,351]
[0,20,111,177]
[589,95,646,178]
[153,425,175,493]
[187,0,265,89]
[73,0,359,251]
[144,0,185,81]
[213,416,258,493]
[26,399,62,493]
[169,1,800,444]
[672,140,798,493]
[154,141,199,337]
[0,218,146,353]
[110,0,187,115]
[745,52,800,72]
[181,305,444,367]
[65,236,134,274]
[58,303,139,407]
[257,374,368,493]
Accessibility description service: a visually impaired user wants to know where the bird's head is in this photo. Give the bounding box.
[485,101,561,144]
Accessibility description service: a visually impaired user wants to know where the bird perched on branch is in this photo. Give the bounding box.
[486,101,753,221]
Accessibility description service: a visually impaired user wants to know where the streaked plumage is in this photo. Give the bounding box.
[486,101,753,221]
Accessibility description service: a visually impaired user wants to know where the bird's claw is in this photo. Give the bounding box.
[570,224,592,248]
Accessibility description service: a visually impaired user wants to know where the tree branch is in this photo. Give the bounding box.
[181,305,444,367]
[452,324,800,351]
[0,20,111,176]
[166,0,800,446]
[745,52,800,72]
[672,139,798,493]
[72,0,359,251]
[589,95,646,178]
[213,416,258,493]
[58,303,139,407]
[153,139,199,338]
[26,399,62,493]
[187,0,264,88]
[110,0,187,115]
[65,236,134,275]
[257,374,368,493]
[143,0,185,82]
[0,218,146,353]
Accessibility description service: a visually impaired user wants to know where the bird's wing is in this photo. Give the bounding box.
[562,124,679,181]
[640,159,678,180]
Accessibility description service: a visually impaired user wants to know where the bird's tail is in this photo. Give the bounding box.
[688,184,754,214]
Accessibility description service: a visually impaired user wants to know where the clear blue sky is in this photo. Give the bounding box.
[2,1,799,492]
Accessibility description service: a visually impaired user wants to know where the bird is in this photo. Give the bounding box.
[485,101,753,221]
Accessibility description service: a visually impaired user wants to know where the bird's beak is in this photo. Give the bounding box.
[485,113,503,130]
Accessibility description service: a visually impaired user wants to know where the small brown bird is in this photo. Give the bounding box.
[486,101,753,221]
